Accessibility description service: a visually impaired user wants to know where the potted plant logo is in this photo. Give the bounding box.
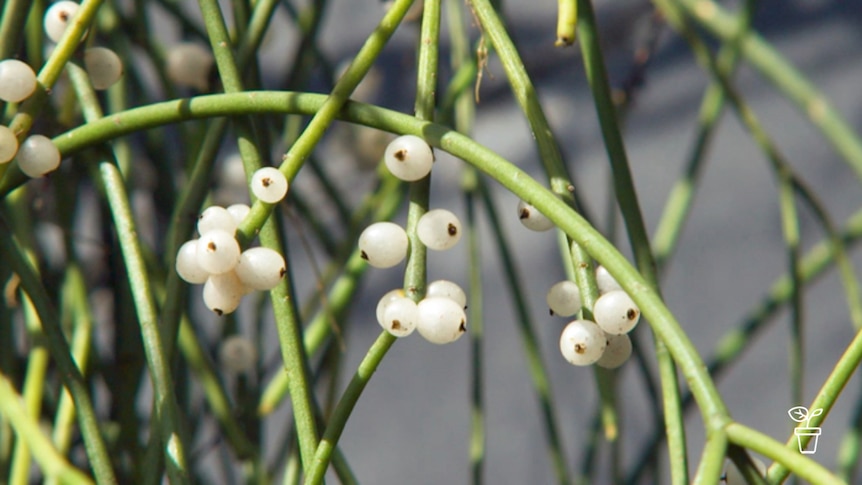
[788,406,823,454]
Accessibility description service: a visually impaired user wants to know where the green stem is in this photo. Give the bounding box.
[99,162,190,484]
[304,332,397,484]
[672,0,862,181]
[726,422,843,484]
[0,374,95,485]
[0,213,117,485]
[576,0,689,481]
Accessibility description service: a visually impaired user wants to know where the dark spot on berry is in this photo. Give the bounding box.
[214,308,224,316]
[279,267,286,278]
[394,149,407,161]
[207,242,217,251]
[360,250,369,261]
[574,343,586,354]
[59,11,70,21]
[519,208,530,220]
[262,177,272,187]
[627,308,639,320]
[458,319,466,332]
[391,320,402,330]
[447,223,457,236]
[549,308,555,316]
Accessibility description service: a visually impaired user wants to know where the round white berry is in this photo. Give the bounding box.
[358,222,408,268]
[0,59,37,103]
[596,334,631,369]
[175,239,209,284]
[202,272,245,316]
[595,265,622,294]
[198,206,237,236]
[376,288,406,325]
[546,280,581,317]
[219,335,258,373]
[383,134,434,181]
[196,229,241,275]
[43,1,79,43]
[559,319,606,366]
[517,200,554,232]
[250,167,288,203]
[426,279,466,309]
[226,203,250,225]
[593,290,640,335]
[0,125,18,164]
[166,42,214,91]
[417,297,467,344]
[417,209,461,251]
[380,296,419,337]
[84,47,123,90]
[235,247,286,291]
[16,135,61,177]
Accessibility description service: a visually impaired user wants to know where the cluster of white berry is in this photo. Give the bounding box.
[549,266,640,368]
[175,167,289,315]
[361,135,467,344]
[0,2,124,178]
[514,199,640,368]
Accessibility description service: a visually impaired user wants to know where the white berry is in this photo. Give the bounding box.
[596,334,631,369]
[198,206,237,236]
[383,134,433,181]
[593,290,640,335]
[426,280,466,309]
[43,1,79,43]
[166,42,214,91]
[235,247,286,291]
[84,47,123,90]
[546,280,581,317]
[196,229,241,275]
[219,335,258,373]
[380,296,419,337]
[417,297,467,344]
[517,200,554,232]
[376,288,406,325]
[358,222,408,268]
[417,209,461,251]
[16,135,61,177]
[0,125,18,164]
[559,319,606,366]
[226,203,250,225]
[175,239,209,284]
[595,265,622,294]
[250,167,288,203]
[0,59,37,103]
[202,272,245,316]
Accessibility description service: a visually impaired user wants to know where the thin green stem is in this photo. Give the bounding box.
[0,213,117,485]
[479,178,571,485]
[672,0,862,181]
[0,374,95,485]
[576,0,689,481]
[726,422,843,484]
[99,162,191,484]
[304,332,397,484]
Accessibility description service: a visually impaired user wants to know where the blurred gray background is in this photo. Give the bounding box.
[166,0,862,482]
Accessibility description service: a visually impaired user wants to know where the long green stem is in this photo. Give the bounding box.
[0,374,94,485]
[671,0,862,181]
[0,213,117,485]
[576,0,689,481]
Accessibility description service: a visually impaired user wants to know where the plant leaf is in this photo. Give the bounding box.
[788,406,808,422]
